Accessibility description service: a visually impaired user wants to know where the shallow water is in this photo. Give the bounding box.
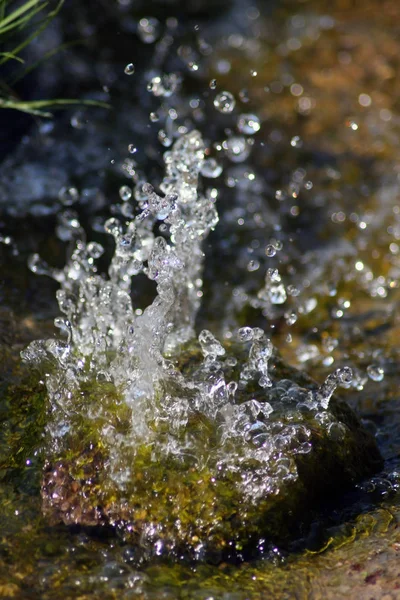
[1,0,400,597]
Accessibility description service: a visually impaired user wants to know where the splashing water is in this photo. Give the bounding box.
[22,131,354,507]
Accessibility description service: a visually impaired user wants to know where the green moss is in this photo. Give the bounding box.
[37,348,382,561]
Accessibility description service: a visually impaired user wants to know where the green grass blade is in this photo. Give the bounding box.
[0,2,48,36]
[0,97,111,117]
[0,0,7,21]
[0,0,64,67]
[0,0,43,30]
[0,51,24,62]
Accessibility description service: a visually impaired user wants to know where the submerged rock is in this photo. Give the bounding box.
[40,349,382,561]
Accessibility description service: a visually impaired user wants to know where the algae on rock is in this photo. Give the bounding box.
[21,132,382,561]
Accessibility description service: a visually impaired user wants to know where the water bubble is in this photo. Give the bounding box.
[137,17,160,44]
[214,91,236,113]
[200,158,223,178]
[237,113,261,135]
[224,136,250,163]
[58,186,79,206]
[367,364,385,382]
[128,144,137,154]
[124,63,135,75]
[209,79,217,90]
[150,111,160,123]
[119,185,132,201]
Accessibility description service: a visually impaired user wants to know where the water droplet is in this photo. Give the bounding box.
[148,73,181,98]
[224,136,250,163]
[290,135,303,148]
[104,217,122,236]
[367,364,385,382]
[198,329,226,357]
[158,129,173,147]
[137,17,160,44]
[28,253,51,275]
[247,259,259,272]
[128,144,137,154]
[214,91,236,113]
[269,283,287,304]
[209,78,217,90]
[86,242,104,259]
[239,88,250,103]
[285,312,297,325]
[124,63,135,75]
[238,327,254,342]
[200,158,223,178]
[119,185,132,201]
[265,245,276,257]
[287,285,300,297]
[58,186,79,206]
[70,112,85,129]
[237,113,261,135]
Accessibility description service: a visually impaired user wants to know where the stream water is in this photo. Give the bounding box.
[1,0,400,598]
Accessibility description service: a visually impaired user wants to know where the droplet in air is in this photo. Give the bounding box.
[86,242,104,259]
[290,135,303,148]
[367,364,384,382]
[269,283,287,304]
[158,129,173,147]
[247,260,259,272]
[265,244,276,257]
[224,136,250,163]
[119,185,132,201]
[124,63,135,75]
[137,17,160,44]
[237,113,261,135]
[200,158,223,178]
[58,186,79,206]
[214,91,236,113]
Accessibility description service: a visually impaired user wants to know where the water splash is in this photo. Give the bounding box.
[22,131,354,506]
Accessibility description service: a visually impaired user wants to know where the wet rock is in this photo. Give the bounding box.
[40,351,382,561]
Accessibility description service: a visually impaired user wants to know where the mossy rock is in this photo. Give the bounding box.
[37,347,383,562]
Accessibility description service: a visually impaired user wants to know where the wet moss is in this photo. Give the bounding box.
[36,347,382,562]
